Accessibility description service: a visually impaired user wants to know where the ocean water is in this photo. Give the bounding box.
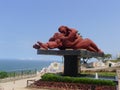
[0,59,58,71]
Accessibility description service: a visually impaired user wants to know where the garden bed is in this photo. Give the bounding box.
[29,80,116,90]
[28,73,117,90]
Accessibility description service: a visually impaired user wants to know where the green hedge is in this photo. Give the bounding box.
[0,71,8,79]
[41,73,116,86]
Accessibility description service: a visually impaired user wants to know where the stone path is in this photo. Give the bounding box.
[0,74,49,90]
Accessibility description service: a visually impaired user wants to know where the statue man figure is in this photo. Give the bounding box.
[33,26,103,53]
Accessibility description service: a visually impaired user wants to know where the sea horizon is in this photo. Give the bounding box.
[0,59,61,72]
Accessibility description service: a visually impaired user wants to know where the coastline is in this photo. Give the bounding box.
[0,59,56,71]
[0,62,62,90]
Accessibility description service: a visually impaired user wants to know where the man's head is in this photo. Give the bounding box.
[58,26,69,35]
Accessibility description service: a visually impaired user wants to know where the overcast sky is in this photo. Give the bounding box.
[0,0,120,60]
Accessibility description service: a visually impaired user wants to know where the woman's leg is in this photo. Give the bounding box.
[37,41,60,49]
[33,43,40,49]
[37,41,48,49]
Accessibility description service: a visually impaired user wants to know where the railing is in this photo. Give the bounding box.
[27,79,36,87]
[0,69,37,83]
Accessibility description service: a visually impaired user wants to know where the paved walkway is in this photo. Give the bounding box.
[0,74,49,90]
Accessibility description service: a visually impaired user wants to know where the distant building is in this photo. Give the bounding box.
[47,62,63,73]
[87,61,105,68]
[106,61,116,67]
[116,62,120,66]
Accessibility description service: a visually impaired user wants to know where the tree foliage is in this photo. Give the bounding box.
[96,54,112,62]
[0,71,8,79]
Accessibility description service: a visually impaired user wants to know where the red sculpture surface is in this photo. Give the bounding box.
[33,26,103,53]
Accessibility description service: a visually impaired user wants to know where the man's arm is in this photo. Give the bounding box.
[64,28,78,40]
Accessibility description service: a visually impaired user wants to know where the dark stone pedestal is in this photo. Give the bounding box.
[37,49,104,77]
[64,55,79,76]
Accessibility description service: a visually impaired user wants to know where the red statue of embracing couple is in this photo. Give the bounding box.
[33,26,103,53]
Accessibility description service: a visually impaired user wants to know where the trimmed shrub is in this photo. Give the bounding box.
[41,73,60,82]
[41,73,116,86]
